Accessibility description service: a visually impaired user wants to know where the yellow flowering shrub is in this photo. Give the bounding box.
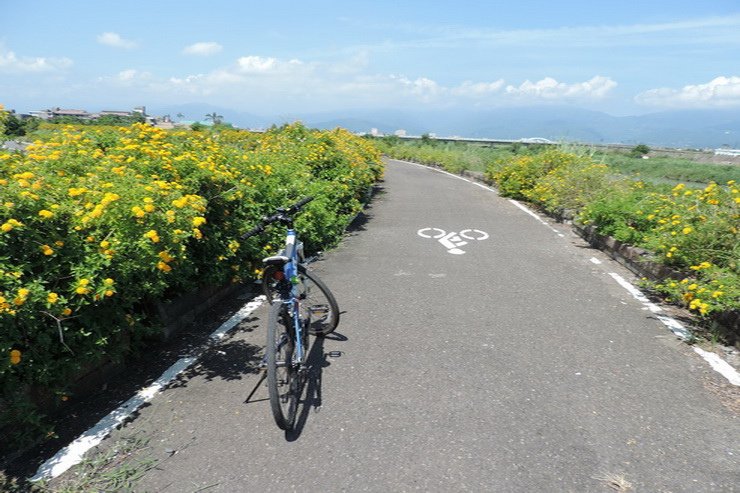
[0,115,382,449]
[580,180,738,316]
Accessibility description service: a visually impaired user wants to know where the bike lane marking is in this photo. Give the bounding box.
[31,296,267,482]
[417,227,489,255]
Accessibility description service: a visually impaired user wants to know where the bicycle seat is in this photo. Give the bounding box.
[263,255,290,266]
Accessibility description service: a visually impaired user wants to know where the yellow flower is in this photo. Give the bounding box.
[40,244,55,256]
[38,209,55,219]
[687,283,698,291]
[158,251,174,263]
[104,290,115,297]
[192,228,203,239]
[68,187,87,197]
[192,216,207,227]
[103,278,115,286]
[131,206,146,218]
[99,240,110,249]
[9,349,21,365]
[682,227,693,234]
[47,292,59,304]
[14,288,30,306]
[75,287,90,295]
[1,219,23,232]
[157,261,172,272]
[144,230,160,243]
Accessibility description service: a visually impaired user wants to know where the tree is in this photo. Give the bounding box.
[0,105,8,136]
[204,112,223,125]
[2,113,40,137]
[629,144,650,158]
[176,112,185,121]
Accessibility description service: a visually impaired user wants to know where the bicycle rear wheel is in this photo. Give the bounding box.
[296,268,339,336]
[266,301,298,430]
[262,265,339,336]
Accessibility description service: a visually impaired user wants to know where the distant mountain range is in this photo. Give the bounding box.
[154,103,740,149]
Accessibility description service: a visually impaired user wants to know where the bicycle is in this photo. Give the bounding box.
[241,197,339,430]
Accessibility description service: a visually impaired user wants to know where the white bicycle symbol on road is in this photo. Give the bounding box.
[417,227,490,255]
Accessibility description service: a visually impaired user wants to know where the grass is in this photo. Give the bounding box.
[36,433,158,492]
[593,472,634,491]
[594,152,739,185]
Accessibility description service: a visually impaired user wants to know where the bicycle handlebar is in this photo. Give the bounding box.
[240,196,314,239]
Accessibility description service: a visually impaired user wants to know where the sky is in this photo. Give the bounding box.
[2,0,740,118]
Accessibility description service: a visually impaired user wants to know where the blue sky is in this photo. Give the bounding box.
[2,0,740,117]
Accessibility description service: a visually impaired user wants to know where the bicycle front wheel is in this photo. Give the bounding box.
[297,268,340,336]
[266,301,298,430]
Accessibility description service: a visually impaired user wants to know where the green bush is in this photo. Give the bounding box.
[0,119,382,451]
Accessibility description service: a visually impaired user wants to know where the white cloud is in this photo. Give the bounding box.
[183,42,223,56]
[635,76,740,108]
[452,80,505,97]
[97,32,137,49]
[235,55,304,75]
[0,46,72,74]
[97,69,151,86]
[391,75,443,101]
[237,55,277,73]
[505,76,616,100]
[87,47,617,113]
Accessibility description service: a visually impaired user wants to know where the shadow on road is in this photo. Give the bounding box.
[345,184,385,235]
[168,318,263,389]
[285,331,347,441]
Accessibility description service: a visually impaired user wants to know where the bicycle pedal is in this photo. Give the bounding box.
[326,351,342,358]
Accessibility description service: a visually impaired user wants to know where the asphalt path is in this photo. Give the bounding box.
[48,158,738,492]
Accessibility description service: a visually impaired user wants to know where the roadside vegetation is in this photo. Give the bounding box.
[381,138,739,341]
[376,137,739,185]
[0,107,383,453]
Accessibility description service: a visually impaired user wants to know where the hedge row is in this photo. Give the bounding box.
[0,120,383,449]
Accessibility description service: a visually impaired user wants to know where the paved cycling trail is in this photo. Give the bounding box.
[54,159,738,491]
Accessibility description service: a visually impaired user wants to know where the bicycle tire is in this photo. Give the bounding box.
[262,264,339,336]
[297,268,340,336]
[266,301,298,430]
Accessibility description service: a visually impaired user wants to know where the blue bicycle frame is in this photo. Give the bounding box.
[281,228,306,364]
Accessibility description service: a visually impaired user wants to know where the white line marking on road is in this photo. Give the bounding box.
[610,273,693,335]
[31,295,266,482]
[608,273,740,386]
[508,199,563,236]
[692,347,740,386]
[473,182,497,192]
[590,257,602,264]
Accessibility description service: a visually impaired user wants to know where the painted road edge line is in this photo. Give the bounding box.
[608,272,740,387]
[31,295,266,482]
[509,199,564,237]
[693,347,740,386]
